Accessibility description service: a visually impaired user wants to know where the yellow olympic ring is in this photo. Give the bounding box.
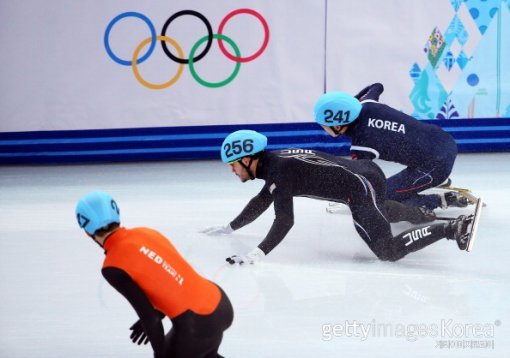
[132,35,185,90]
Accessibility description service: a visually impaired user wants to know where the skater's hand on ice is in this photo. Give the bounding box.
[226,248,265,265]
[200,224,234,236]
[129,319,149,345]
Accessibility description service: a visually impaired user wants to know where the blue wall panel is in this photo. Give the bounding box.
[1,119,509,165]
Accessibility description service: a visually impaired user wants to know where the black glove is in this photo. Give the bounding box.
[129,319,149,345]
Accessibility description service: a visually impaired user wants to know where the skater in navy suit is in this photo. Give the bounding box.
[313,83,470,210]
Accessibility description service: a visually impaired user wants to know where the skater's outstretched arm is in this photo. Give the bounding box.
[230,185,274,230]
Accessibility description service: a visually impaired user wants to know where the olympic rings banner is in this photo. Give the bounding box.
[0,0,326,132]
[104,9,270,89]
[0,0,508,135]
[0,0,324,132]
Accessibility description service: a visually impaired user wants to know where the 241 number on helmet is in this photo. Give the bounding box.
[323,110,351,124]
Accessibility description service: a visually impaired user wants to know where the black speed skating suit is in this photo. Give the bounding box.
[230,149,451,261]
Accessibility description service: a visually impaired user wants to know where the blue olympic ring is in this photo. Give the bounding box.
[104,12,157,66]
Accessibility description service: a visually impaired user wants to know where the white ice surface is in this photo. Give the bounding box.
[1,153,509,357]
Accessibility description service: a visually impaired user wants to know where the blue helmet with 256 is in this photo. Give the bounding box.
[314,91,362,131]
[76,191,120,235]
[221,130,268,163]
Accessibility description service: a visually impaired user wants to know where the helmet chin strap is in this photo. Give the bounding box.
[240,157,255,180]
[88,233,105,249]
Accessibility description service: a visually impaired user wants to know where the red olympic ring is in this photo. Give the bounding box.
[217,8,270,63]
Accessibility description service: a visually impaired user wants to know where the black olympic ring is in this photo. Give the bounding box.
[160,10,213,64]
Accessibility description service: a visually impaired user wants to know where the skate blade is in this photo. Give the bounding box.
[466,197,483,252]
[457,190,486,207]
[432,186,487,207]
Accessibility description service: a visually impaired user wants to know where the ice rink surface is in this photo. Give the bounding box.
[1,152,509,357]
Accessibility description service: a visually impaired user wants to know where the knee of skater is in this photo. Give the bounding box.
[375,252,398,261]
[376,252,401,262]
[370,243,392,261]
[370,242,401,262]
[385,255,401,262]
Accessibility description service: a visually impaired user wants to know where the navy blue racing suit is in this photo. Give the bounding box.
[346,83,457,209]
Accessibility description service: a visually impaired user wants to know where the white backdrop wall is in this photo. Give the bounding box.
[0,0,508,133]
[0,0,325,132]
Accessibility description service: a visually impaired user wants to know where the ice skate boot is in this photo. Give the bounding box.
[440,191,469,208]
[445,215,473,250]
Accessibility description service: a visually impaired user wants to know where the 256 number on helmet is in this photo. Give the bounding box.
[223,139,254,158]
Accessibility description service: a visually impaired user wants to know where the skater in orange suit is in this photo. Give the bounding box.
[76,191,233,358]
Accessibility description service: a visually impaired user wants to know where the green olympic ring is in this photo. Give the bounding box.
[189,34,241,88]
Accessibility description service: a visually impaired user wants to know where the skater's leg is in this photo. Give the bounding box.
[383,200,436,224]
[386,156,455,209]
[350,157,470,261]
[165,285,233,358]
[351,202,473,261]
